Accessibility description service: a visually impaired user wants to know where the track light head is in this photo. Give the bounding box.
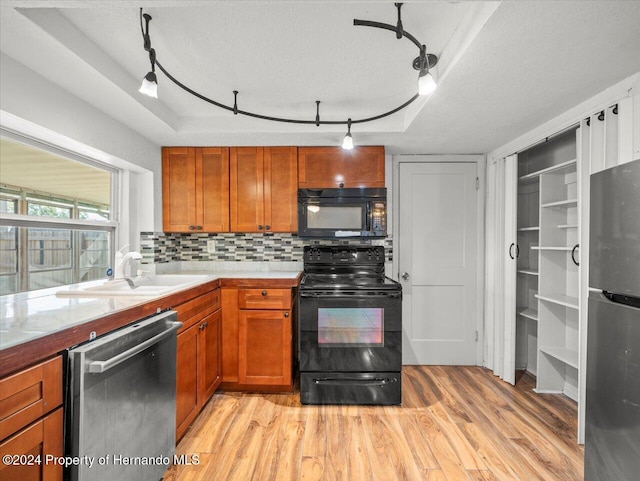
[139,71,158,98]
[418,69,436,96]
[342,118,354,150]
[413,46,438,96]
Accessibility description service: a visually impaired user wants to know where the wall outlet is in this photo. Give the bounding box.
[207,240,216,254]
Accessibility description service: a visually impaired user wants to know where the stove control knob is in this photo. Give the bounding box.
[401,272,410,281]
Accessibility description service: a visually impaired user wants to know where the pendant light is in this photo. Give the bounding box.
[139,71,158,98]
[342,119,354,150]
[139,13,158,98]
[417,45,437,96]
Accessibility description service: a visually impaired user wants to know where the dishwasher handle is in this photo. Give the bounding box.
[88,321,182,374]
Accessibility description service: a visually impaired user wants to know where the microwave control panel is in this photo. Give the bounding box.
[372,202,386,234]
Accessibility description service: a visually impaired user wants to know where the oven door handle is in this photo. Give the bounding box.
[300,290,401,299]
[313,377,394,386]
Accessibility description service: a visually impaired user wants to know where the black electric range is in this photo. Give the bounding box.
[298,245,402,405]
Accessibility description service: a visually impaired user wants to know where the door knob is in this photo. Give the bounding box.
[401,272,410,281]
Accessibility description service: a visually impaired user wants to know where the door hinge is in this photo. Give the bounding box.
[476,177,480,190]
[475,330,479,342]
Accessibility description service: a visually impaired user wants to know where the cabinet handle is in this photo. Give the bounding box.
[189,225,195,231]
[571,244,580,266]
[509,243,515,259]
[196,225,202,230]
[261,290,267,296]
[284,312,289,318]
[199,323,205,330]
[204,321,208,328]
[258,225,264,230]
[265,225,271,230]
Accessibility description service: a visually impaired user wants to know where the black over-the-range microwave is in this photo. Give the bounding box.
[297,187,387,239]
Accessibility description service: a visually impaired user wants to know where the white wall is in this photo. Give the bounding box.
[0,53,162,246]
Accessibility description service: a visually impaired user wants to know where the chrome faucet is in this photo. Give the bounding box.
[114,245,143,280]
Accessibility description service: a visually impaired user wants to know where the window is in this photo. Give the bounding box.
[0,136,117,294]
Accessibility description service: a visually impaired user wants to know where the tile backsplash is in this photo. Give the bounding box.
[140,232,392,264]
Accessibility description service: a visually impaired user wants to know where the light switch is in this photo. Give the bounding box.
[207,240,216,254]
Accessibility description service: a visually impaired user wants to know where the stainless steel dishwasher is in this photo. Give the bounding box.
[66,310,181,481]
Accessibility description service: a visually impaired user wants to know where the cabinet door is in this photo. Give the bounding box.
[198,148,230,232]
[0,356,62,441]
[230,147,264,232]
[264,147,298,232]
[163,147,197,232]
[238,310,292,386]
[176,324,199,440]
[199,309,222,401]
[298,146,385,188]
[0,408,63,481]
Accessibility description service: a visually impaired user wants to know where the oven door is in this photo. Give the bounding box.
[298,290,402,373]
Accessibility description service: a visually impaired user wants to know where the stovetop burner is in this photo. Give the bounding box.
[300,245,400,291]
[301,273,400,290]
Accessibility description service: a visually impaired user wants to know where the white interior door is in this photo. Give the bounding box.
[398,162,478,365]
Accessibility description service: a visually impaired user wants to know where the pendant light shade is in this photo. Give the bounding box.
[342,118,354,150]
[418,70,436,96]
[342,132,354,150]
[139,71,158,98]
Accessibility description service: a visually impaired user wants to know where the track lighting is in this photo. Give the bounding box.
[342,119,354,150]
[137,4,439,147]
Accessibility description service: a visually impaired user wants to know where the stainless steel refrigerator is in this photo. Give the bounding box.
[585,158,640,481]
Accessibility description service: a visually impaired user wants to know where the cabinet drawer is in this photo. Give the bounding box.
[238,289,292,310]
[0,356,62,442]
[175,288,221,332]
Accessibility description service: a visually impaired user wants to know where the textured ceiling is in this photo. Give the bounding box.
[1,1,639,155]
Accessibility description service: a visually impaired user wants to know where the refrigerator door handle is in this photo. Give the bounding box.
[602,290,640,309]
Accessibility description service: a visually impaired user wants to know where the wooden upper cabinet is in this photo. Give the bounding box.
[230,147,297,233]
[230,147,264,232]
[162,147,230,233]
[199,148,230,232]
[264,147,298,232]
[298,146,385,188]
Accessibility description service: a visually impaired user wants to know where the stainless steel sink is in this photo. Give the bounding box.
[56,275,211,298]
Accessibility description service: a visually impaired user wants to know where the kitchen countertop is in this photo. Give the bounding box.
[0,270,301,377]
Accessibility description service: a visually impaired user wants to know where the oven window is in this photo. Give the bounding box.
[318,308,383,346]
[307,206,362,229]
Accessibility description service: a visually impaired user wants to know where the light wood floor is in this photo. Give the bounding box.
[163,366,583,481]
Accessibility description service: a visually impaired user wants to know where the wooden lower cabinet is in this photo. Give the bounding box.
[222,286,295,391]
[0,356,63,481]
[176,323,199,439]
[199,309,222,401]
[0,408,63,481]
[238,310,292,386]
[174,289,222,440]
[0,407,63,481]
